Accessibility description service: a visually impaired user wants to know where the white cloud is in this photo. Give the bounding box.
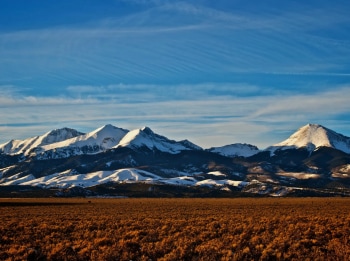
[0,84,349,148]
[66,83,262,102]
[252,87,350,119]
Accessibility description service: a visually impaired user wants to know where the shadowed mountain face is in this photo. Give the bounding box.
[0,124,350,197]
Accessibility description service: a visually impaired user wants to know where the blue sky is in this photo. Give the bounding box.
[1,0,350,148]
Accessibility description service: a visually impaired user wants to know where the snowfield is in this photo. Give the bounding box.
[0,174,36,185]
[0,168,249,190]
[0,169,161,188]
[207,171,227,177]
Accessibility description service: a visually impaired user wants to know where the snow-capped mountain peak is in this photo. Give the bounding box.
[43,128,84,144]
[267,123,350,154]
[208,143,260,157]
[87,124,128,142]
[34,124,129,158]
[116,127,201,154]
[0,127,84,155]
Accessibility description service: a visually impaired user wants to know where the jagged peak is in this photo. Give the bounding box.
[45,127,84,137]
[115,126,202,154]
[140,126,154,135]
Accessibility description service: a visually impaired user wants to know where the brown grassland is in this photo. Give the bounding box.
[0,198,350,260]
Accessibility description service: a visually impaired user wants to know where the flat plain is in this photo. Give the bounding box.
[1,198,350,260]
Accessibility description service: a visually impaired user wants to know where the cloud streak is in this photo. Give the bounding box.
[0,84,349,148]
[1,1,350,89]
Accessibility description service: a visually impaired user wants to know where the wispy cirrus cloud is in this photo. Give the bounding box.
[0,84,349,148]
[1,1,350,90]
[66,83,263,102]
[252,87,350,120]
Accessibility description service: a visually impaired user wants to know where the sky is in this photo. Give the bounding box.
[1,0,350,149]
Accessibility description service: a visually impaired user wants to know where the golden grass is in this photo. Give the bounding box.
[1,198,350,260]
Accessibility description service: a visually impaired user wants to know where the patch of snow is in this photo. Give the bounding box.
[0,172,23,182]
[0,165,16,178]
[332,172,350,178]
[196,179,248,187]
[270,187,292,197]
[277,172,320,180]
[339,164,350,172]
[0,174,36,185]
[207,171,226,177]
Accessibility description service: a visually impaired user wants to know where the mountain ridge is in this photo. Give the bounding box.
[1,123,350,159]
[34,124,129,159]
[0,127,84,156]
[1,123,350,197]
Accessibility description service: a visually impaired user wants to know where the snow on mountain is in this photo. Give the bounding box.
[196,179,248,187]
[115,126,201,154]
[207,171,227,177]
[1,168,162,188]
[34,124,129,158]
[0,168,249,190]
[0,124,202,159]
[267,124,350,154]
[0,128,84,155]
[0,174,36,186]
[208,143,260,157]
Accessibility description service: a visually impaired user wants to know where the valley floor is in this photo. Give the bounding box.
[1,198,350,260]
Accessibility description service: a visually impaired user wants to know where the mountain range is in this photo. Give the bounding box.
[1,123,350,197]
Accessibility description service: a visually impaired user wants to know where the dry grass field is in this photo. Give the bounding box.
[1,198,350,260]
